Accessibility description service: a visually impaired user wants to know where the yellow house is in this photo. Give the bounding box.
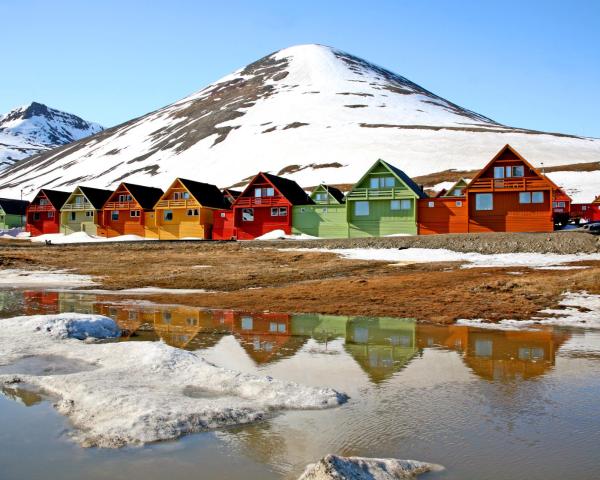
[153,178,228,239]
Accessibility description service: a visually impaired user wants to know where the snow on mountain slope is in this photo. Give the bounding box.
[0,44,598,201]
[0,102,103,169]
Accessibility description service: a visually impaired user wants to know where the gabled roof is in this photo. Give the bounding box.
[222,188,241,199]
[237,172,313,206]
[174,178,229,209]
[468,144,562,191]
[121,183,164,209]
[441,178,468,197]
[38,189,70,209]
[312,184,346,204]
[593,195,600,204]
[0,198,29,215]
[78,186,113,209]
[351,159,427,199]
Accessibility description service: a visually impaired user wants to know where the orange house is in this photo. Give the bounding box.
[466,144,561,233]
[418,178,468,235]
[98,183,163,238]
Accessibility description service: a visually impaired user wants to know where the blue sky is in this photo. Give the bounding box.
[2,0,599,137]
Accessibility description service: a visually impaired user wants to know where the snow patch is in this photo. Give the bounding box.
[0,313,347,447]
[0,269,97,288]
[30,232,151,244]
[298,454,443,480]
[255,229,320,241]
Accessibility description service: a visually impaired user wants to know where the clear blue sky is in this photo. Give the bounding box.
[2,0,599,137]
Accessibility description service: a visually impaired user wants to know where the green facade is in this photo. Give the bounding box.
[60,188,100,235]
[345,160,424,237]
[292,184,348,238]
[442,178,468,197]
[0,208,25,229]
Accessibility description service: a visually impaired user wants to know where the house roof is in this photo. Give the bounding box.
[442,178,468,197]
[177,178,229,209]
[222,188,242,198]
[39,189,71,210]
[261,172,314,205]
[78,186,113,209]
[357,159,427,199]
[0,198,29,215]
[122,183,164,209]
[314,184,345,203]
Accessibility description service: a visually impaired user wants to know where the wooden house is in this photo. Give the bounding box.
[571,195,600,223]
[552,189,572,226]
[292,184,347,238]
[418,178,468,235]
[154,178,228,240]
[26,189,70,236]
[466,145,560,233]
[345,159,426,237]
[213,172,312,240]
[222,188,241,206]
[60,186,113,235]
[98,183,163,238]
[0,198,29,230]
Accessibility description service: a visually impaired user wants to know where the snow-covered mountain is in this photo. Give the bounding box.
[0,45,598,201]
[0,102,103,169]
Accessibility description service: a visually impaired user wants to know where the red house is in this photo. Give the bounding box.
[466,145,561,233]
[552,189,572,226]
[26,189,70,236]
[571,196,600,223]
[212,172,312,240]
[98,183,164,238]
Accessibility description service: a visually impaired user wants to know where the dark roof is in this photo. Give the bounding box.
[40,189,71,209]
[381,161,427,199]
[262,172,314,205]
[122,183,164,210]
[321,185,345,203]
[222,188,241,198]
[79,186,113,209]
[179,178,229,209]
[0,198,29,215]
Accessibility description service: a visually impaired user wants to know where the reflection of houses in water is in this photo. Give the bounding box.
[153,307,223,350]
[22,291,60,315]
[416,324,571,381]
[344,317,418,383]
[224,310,307,364]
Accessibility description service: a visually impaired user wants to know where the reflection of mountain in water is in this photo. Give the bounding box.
[6,290,572,383]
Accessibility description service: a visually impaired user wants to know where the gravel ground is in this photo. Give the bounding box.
[252,231,600,254]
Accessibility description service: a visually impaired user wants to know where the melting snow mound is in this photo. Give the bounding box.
[0,313,347,448]
[298,454,443,479]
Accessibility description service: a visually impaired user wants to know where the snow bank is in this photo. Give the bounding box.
[0,313,347,448]
[0,228,27,238]
[457,292,600,330]
[30,232,151,244]
[289,247,600,268]
[255,229,319,241]
[0,269,97,288]
[66,286,211,295]
[298,454,443,480]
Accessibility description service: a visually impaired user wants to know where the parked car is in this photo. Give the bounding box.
[584,223,600,234]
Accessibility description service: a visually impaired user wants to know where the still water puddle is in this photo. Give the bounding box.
[1,288,600,480]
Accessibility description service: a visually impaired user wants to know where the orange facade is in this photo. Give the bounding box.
[418,197,468,235]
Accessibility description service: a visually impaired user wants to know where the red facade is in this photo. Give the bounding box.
[466,145,558,233]
[570,201,600,223]
[26,189,69,236]
[418,197,468,235]
[212,172,310,240]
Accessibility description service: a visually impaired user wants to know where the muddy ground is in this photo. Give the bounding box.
[1,231,598,324]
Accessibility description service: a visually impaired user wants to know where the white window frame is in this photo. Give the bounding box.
[270,207,278,216]
[242,208,254,222]
[494,166,504,179]
[70,211,76,221]
[164,210,173,221]
[453,188,462,196]
[512,165,525,177]
[391,200,401,210]
[278,207,287,216]
[455,200,463,207]
[427,201,434,208]
[475,193,493,211]
[130,210,141,218]
[85,211,94,218]
[47,211,54,219]
[532,191,544,203]
[384,177,395,188]
[400,199,412,210]
[354,201,369,216]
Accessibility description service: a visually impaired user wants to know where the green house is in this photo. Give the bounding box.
[60,186,113,235]
[292,184,348,238]
[441,178,469,197]
[345,159,426,237]
[0,198,29,230]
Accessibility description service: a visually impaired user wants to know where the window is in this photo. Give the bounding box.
[131,210,141,218]
[47,211,54,218]
[315,193,327,201]
[278,207,287,216]
[582,206,588,211]
[400,199,412,210]
[475,340,493,357]
[220,212,226,218]
[494,166,504,179]
[186,209,198,216]
[475,193,493,211]
[255,187,274,197]
[183,192,190,200]
[33,212,40,221]
[453,188,463,196]
[391,200,401,210]
[162,311,172,323]
[164,210,173,221]
[269,322,277,332]
[369,177,395,188]
[118,194,132,203]
[241,316,253,330]
[255,188,261,197]
[456,200,463,207]
[271,207,278,216]
[186,318,197,327]
[174,192,181,200]
[300,207,306,213]
[426,201,434,208]
[354,201,369,216]
[321,207,328,213]
[278,323,286,333]
[75,196,84,204]
[553,201,565,208]
[242,208,254,221]
[532,191,544,203]
[70,212,76,221]
[512,165,524,177]
[39,198,49,206]
[111,210,119,221]
[85,211,94,218]
[519,192,531,204]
